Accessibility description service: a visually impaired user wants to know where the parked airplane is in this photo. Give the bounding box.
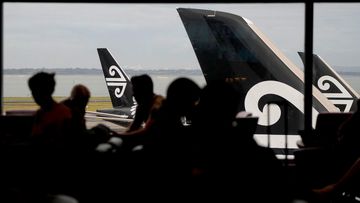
[177,8,341,157]
[298,52,359,112]
[95,9,357,159]
[86,48,137,125]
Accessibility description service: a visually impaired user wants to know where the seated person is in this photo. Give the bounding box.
[28,72,72,150]
[102,74,164,150]
[61,84,91,132]
[126,74,164,132]
[313,157,360,201]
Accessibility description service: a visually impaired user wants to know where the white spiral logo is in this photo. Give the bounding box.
[244,80,318,128]
[317,75,351,98]
[106,65,127,98]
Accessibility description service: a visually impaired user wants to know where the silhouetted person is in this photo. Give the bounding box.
[26,72,75,202]
[312,157,360,202]
[111,74,164,151]
[147,77,201,152]
[140,77,201,201]
[190,81,290,203]
[308,98,360,202]
[323,98,360,189]
[28,72,72,150]
[62,84,91,132]
[337,98,360,163]
[295,99,360,202]
[127,74,164,132]
[60,84,95,157]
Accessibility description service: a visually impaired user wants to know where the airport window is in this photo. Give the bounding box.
[2,3,304,114]
[313,3,360,112]
[1,2,359,153]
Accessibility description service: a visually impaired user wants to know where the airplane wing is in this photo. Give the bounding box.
[86,111,130,119]
[85,111,133,128]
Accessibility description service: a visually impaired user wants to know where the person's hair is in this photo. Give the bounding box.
[28,72,56,95]
[198,80,239,123]
[165,77,201,116]
[71,84,91,100]
[131,74,153,94]
[166,77,201,109]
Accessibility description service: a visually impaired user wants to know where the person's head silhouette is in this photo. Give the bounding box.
[166,77,201,117]
[28,72,56,108]
[196,81,239,126]
[131,74,154,105]
[70,84,91,109]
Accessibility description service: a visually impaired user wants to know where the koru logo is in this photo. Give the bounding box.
[317,75,354,112]
[106,65,127,98]
[244,80,319,128]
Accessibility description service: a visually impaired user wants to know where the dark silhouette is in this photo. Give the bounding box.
[127,74,164,132]
[138,77,201,201]
[312,157,360,201]
[146,77,201,153]
[308,99,360,202]
[61,84,99,155]
[93,77,201,202]
[337,98,360,162]
[108,74,164,151]
[327,98,360,187]
[28,72,72,150]
[295,99,360,202]
[190,81,290,202]
[61,84,91,132]
[19,72,77,202]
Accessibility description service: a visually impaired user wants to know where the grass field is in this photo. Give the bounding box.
[3,96,112,112]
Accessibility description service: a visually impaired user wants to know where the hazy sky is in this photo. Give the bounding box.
[3,3,360,70]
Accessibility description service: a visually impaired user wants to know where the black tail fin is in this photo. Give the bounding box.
[97,48,135,108]
[298,52,359,112]
[177,8,338,154]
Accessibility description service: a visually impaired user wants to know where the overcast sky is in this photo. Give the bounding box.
[3,3,360,70]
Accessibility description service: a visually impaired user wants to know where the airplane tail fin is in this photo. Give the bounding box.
[177,8,337,135]
[177,8,339,155]
[97,48,135,108]
[298,52,359,112]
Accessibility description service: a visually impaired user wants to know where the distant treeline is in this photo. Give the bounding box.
[4,67,360,76]
[337,71,360,76]
[4,68,203,76]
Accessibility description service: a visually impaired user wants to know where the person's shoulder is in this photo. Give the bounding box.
[54,102,72,117]
[60,98,71,106]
